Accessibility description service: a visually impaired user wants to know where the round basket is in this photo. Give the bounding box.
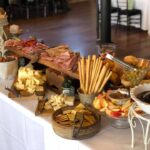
[52,106,101,140]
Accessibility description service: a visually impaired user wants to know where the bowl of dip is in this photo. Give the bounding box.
[108,89,130,106]
[130,84,150,114]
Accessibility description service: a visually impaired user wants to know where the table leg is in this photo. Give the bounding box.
[128,109,135,148]
[144,122,150,150]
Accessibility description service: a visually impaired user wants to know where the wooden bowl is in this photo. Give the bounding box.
[52,106,101,140]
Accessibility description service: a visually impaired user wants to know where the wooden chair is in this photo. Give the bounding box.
[23,0,49,19]
[117,0,142,29]
[7,0,49,20]
[96,0,120,40]
[51,0,70,14]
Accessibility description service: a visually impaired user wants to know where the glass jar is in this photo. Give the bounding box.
[62,78,75,96]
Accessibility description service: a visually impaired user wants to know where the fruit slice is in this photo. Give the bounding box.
[93,98,100,110]
[110,111,122,118]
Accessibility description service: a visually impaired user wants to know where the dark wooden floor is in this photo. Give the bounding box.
[11,0,150,59]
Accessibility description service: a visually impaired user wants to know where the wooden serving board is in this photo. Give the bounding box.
[7,75,45,98]
[7,78,33,98]
[5,46,39,62]
[6,46,79,79]
[39,59,79,79]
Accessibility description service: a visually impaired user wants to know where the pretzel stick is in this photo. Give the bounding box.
[94,64,108,93]
[99,71,112,93]
[85,56,91,94]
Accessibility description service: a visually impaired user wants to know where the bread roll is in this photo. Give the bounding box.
[140,80,150,84]
[145,71,150,79]
[110,72,121,85]
[121,78,131,87]
[123,55,138,66]
[137,59,150,69]
[112,62,123,76]
[105,59,114,69]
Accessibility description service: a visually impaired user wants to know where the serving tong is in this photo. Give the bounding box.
[35,92,48,116]
[106,54,136,71]
[5,86,21,97]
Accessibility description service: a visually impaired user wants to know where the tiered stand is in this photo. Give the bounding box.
[128,103,150,150]
[0,16,8,54]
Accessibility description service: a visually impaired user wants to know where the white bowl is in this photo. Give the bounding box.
[108,89,130,106]
[130,84,150,114]
[0,58,18,80]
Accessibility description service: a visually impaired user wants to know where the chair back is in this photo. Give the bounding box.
[117,0,128,10]
[97,0,101,11]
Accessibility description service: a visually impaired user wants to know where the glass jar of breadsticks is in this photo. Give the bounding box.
[78,55,112,105]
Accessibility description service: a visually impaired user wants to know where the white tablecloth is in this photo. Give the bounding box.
[0,80,148,150]
[112,0,150,35]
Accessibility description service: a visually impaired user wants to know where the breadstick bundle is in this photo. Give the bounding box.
[78,55,112,94]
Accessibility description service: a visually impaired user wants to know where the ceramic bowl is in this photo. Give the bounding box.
[108,89,130,106]
[130,84,150,114]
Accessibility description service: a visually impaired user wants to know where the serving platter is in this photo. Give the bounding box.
[6,46,79,79]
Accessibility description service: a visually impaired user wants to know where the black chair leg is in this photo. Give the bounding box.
[115,12,120,33]
[140,13,142,29]
[26,7,29,19]
[127,16,130,30]
[96,13,100,40]
[96,0,100,40]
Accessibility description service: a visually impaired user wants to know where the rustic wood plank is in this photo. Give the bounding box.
[5,46,79,79]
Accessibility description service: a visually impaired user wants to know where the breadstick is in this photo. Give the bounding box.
[85,56,91,94]
[78,61,83,92]
[81,57,85,93]
[94,64,108,93]
[99,71,112,92]
[89,55,97,93]
[91,58,102,94]
[88,58,93,93]
[90,58,101,93]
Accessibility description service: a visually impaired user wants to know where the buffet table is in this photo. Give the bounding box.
[0,80,147,150]
[112,0,150,35]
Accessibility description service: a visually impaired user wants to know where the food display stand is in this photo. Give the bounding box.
[128,103,150,150]
[0,80,147,150]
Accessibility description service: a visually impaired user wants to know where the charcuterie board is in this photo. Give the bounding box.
[5,46,79,79]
